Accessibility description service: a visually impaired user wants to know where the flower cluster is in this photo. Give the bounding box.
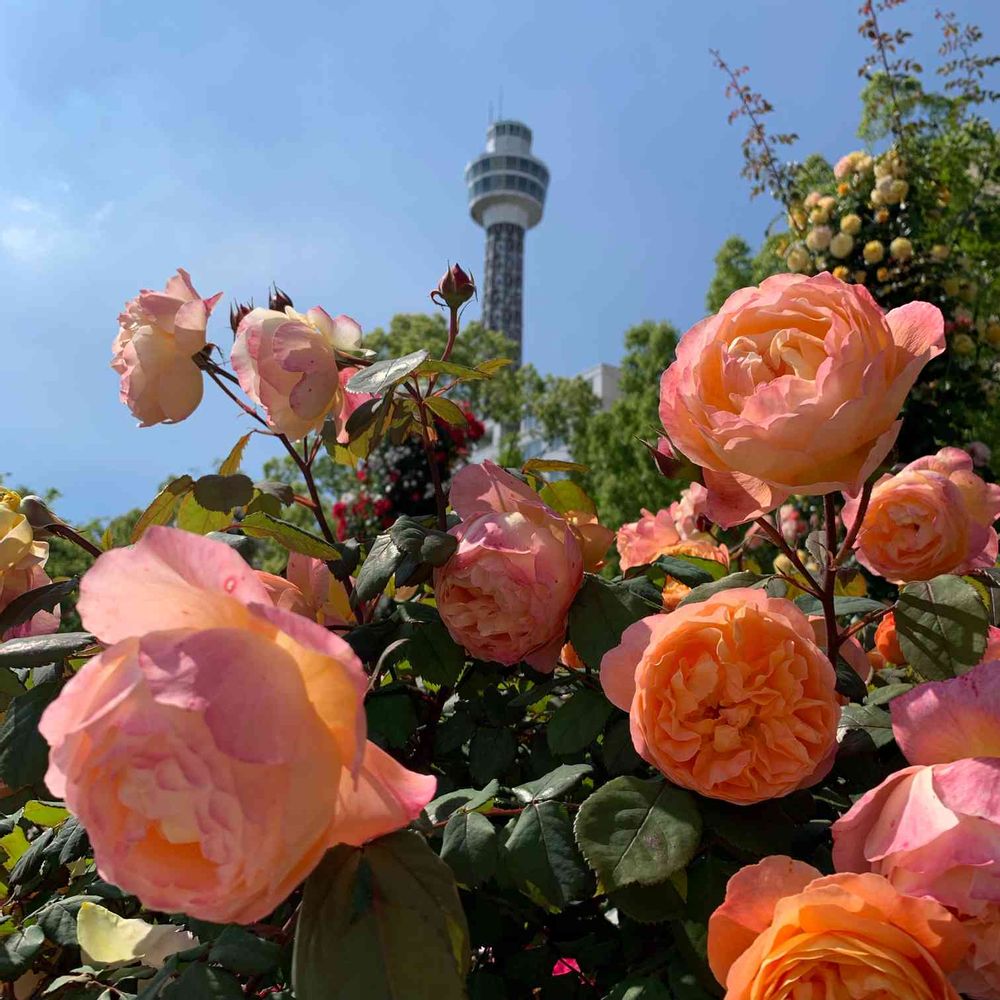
[0,490,60,641]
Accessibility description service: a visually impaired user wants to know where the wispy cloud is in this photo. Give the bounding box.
[0,195,114,266]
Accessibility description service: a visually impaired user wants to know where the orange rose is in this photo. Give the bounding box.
[599,589,839,804]
[709,857,968,999]
[875,611,905,665]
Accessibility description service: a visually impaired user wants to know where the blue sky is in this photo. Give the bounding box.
[2,0,998,522]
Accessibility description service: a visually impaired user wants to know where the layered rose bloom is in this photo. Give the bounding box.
[434,462,583,671]
[112,269,222,427]
[255,552,355,628]
[833,662,1000,997]
[231,306,363,441]
[659,273,944,526]
[842,447,1000,583]
[38,527,434,923]
[600,589,839,804]
[708,856,968,999]
[667,482,711,540]
[0,505,58,641]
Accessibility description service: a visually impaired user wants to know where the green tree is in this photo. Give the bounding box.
[706,236,754,312]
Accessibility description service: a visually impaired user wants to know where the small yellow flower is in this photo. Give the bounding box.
[853,270,868,285]
[809,206,830,225]
[785,244,811,274]
[875,208,890,224]
[0,488,21,511]
[837,182,850,196]
[840,214,862,236]
[889,236,913,261]
[863,240,885,265]
[985,321,1000,348]
[942,276,962,297]
[832,266,851,281]
[806,226,832,251]
[952,333,976,357]
[829,232,855,259]
[931,244,951,261]
[876,267,890,282]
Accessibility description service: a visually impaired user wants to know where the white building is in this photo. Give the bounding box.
[475,362,621,464]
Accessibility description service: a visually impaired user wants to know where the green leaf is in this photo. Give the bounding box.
[654,555,726,585]
[547,690,614,755]
[130,475,194,542]
[0,924,44,978]
[895,575,989,680]
[389,517,457,567]
[0,578,79,637]
[441,811,497,886]
[44,815,89,865]
[0,827,30,867]
[163,964,244,999]
[678,572,766,606]
[574,777,702,892]
[425,780,499,824]
[346,350,429,395]
[0,632,94,669]
[539,480,595,516]
[865,682,914,706]
[0,682,60,790]
[239,512,342,561]
[293,830,470,1000]
[424,396,468,426]
[366,690,418,749]
[838,703,895,750]
[568,575,661,669]
[609,880,685,925]
[601,718,643,775]
[605,977,673,998]
[23,800,70,827]
[522,458,588,474]
[192,473,255,512]
[354,534,405,602]
[208,926,282,976]
[400,620,466,687]
[834,655,868,703]
[415,359,490,381]
[469,728,518,786]
[513,764,592,804]
[218,433,252,476]
[504,801,590,908]
[475,357,513,376]
[175,493,232,535]
[794,595,886,616]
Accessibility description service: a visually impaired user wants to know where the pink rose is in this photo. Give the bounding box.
[255,552,355,628]
[38,527,434,923]
[778,503,807,547]
[833,661,1000,997]
[616,509,682,571]
[668,482,711,540]
[843,447,1000,583]
[659,273,944,526]
[966,441,992,468]
[433,462,583,672]
[333,366,375,445]
[112,269,222,427]
[231,306,362,441]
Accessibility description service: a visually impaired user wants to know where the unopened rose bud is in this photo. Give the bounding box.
[431,264,476,310]
[268,285,294,312]
[644,437,683,478]
[18,495,62,536]
[230,300,253,335]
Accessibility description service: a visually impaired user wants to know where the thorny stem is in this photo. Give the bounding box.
[835,479,873,566]
[822,494,843,668]
[843,604,893,642]
[753,516,824,599]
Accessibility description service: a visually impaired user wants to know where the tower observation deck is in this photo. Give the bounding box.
[465,120,549,364]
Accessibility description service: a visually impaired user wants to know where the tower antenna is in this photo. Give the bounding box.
[488,100,494,126]
[498,87,503,121]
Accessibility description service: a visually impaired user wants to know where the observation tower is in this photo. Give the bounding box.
[465,119,549,365]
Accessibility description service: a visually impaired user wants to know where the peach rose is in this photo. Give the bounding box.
[600,589,839,804]
[434,461,583,672]
[255,552,355,628]
[231,306,362,441]
[842,447,1000,583]
[38,527,434,923]
[112,269,222,427]
[709,857,968,999]
[834,661,1000,997]
[616,509,681,571]
[659,273,944,526]
[0,507,59,640]
[875,610,905,664]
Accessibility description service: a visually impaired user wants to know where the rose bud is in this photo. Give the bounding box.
[431,264,476,310]
[268,284,294,313]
